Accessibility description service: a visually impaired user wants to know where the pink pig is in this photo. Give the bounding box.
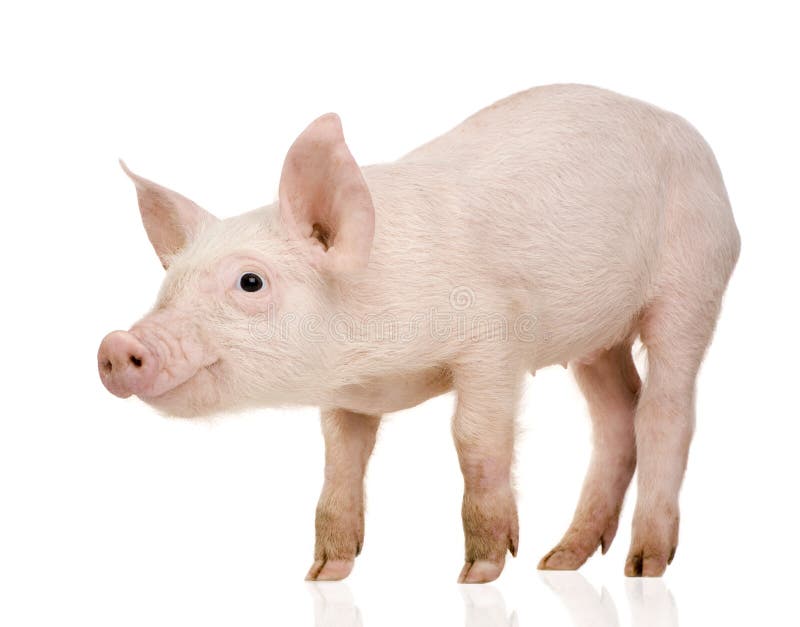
[98,84,740,582]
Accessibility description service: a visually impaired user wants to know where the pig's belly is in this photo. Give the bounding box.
[332,366,454,416]
[524,308,641,372]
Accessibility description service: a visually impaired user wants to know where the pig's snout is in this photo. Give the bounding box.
[97,331,157,398]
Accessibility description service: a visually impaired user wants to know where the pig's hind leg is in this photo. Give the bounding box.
[539,343,641,570]
[306,408,381,581]
[624,287,723,577]
[452,358,522,584]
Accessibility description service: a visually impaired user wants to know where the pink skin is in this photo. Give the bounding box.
[97,331,156,398]
[99,117,356,412]
[306,409,381,582]
[98,312,218,401]
[279,113,375,274]
[452,357,520,584]
[100,88,740,581]
[97,254,277,405]
[539,344,640,570]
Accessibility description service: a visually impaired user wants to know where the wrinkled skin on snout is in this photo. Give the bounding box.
[98,114,372,417]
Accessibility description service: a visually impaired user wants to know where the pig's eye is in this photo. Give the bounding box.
[238,272,265,293]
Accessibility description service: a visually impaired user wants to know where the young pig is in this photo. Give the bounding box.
[98,84,740,582]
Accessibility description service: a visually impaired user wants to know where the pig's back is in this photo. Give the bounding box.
[362,85,729,367]
[403,84,671,162]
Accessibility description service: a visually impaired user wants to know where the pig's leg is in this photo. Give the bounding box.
[452,365,521,584]
[306,408,380,581]
[539,344,640,570]
[625,294,719,577]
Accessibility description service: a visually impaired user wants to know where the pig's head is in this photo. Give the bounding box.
[98,114,375,417]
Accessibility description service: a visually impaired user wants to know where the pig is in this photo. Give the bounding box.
[98,84,740,582]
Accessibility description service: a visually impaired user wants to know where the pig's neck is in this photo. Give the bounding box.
[296,162,464,413]
[321,364,453,416]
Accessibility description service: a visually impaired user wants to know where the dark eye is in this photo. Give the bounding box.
[238,272,264,293]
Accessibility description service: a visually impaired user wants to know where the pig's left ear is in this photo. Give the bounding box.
[279,113,375,274]
[120,161,219,269]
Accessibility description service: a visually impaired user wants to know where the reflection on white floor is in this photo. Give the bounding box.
[540,572,619,627]
[459,585,518,627]
[306,573,677,627]
[622,576,679,627]
[539,574,679,627]
[307,582,364,627]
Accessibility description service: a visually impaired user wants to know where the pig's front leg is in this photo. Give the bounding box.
[306,408,380,581]
[452,366,520,584]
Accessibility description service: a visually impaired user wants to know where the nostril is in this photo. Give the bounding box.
[98,331,153,398]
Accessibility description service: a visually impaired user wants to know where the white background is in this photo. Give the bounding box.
[1,1,797,626]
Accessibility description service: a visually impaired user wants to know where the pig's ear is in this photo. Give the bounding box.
[278,114,375,274]
[120,161,218,269]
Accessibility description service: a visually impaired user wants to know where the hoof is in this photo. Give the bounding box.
[538,547,587,570]
[305,558,355,581]
[458,558,505,584]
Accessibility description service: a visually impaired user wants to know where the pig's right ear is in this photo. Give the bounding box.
[120,161,218,269]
